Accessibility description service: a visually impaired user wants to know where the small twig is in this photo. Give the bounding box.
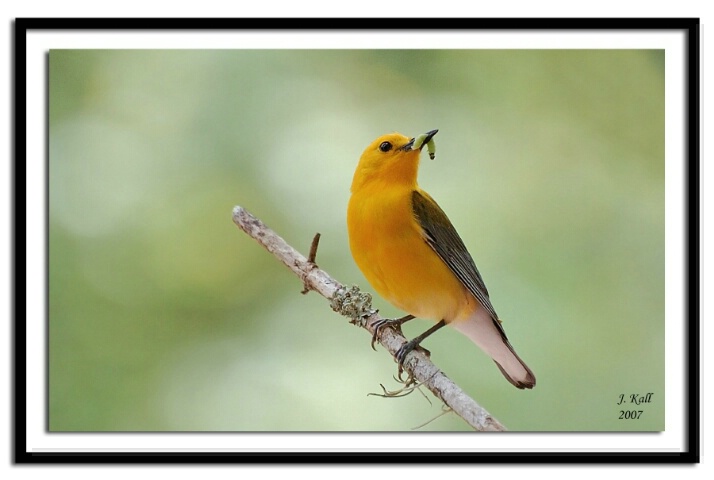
[308,233,321,264]
[411,405,454,431]
[232,205,507,432]
[301,233,321,294]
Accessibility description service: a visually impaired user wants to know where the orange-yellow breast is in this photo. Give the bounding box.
[347,183,474,323]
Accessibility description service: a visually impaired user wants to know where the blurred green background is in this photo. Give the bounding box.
[49,49,664,432]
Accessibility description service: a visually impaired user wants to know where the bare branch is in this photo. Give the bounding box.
[232,205,507,432]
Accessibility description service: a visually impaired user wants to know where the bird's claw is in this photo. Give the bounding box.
[370,317,401,350]
[370,314,415,350]
[395,341,431,366]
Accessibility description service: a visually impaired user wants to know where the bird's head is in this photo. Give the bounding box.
[351,129,438,192]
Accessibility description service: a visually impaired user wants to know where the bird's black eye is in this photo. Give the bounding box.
[379,141,392,152]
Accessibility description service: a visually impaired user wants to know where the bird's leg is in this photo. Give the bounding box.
[395,319,447,366]
[370,314,415,350]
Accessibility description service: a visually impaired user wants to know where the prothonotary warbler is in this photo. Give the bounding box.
[347,129,536,389]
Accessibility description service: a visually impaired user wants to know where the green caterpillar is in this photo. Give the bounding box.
[426,137,436,160]
[413,133,436,160]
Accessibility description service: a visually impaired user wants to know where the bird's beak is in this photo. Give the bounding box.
[401,129,439,151]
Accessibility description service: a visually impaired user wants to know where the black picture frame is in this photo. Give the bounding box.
[13,17,700,463]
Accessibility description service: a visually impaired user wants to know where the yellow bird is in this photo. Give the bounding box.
[347,129,535,389]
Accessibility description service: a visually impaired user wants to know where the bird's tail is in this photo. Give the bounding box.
[451,305,536,389]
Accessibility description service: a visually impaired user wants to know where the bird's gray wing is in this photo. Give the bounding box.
[411,190,502,326]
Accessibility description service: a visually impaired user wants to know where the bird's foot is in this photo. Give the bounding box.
[395,339,432,380]
[394,319,446,378]
[395,340,432,364]
[370,314,415,350]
